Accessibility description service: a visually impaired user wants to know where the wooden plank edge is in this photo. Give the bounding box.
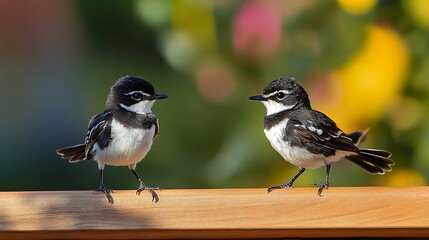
[1,228,429,239]
[1,187,429,239]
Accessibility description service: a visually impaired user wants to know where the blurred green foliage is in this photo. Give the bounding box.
[0,0,427,192]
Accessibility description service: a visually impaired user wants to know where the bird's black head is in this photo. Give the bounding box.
[106,75,168,113]
[249,76,311,115]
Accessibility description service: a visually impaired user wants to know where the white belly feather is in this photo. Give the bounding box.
[264,119,346,169]
[94,119,155,167]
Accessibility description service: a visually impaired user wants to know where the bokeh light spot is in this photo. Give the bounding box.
[337,0,377,15]
[381,169,426,186]
[135,0,170,29]
[161,30,197,72]
[388,97,422,130]
[402,0,429,29]
[195,61,236,103]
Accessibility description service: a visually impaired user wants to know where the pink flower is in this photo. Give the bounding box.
[232,2,282,61]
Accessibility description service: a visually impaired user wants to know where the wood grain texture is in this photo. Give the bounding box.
[0,187,428,239]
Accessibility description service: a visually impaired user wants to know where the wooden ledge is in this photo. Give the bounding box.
[0,187,428,239]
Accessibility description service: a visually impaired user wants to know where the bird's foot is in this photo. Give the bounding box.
[136,183,160,203]
[312,182,329,196]
[267,183,293,193]
[95,184,114,204]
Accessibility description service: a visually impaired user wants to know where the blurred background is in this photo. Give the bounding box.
[0,0,428,191]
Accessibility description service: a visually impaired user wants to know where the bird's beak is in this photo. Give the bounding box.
[150,93,168,100]
[249,94,267,101]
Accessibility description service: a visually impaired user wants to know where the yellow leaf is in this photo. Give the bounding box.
[314,25,410,131]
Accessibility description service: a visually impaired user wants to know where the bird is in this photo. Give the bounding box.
[249,77,393,196]
[57,75,168,204]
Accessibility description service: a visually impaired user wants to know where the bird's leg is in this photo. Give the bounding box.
[268,168,305,193]
[313,164,331,196]
[131,169,160,203]
[94,169,114,204]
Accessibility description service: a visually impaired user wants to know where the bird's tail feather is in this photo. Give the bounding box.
[56,144,86,163]
[347,129,368,145]
[360,148,392,158]
[346,148,393,175]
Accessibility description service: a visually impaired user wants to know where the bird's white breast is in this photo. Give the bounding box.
[94,119,155,167]
[264,118,328,169]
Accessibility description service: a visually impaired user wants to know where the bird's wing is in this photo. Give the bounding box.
[290,111,359,153]
[84,110,113,159]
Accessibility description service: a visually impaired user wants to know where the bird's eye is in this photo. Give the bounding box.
[130,92,143,101]
[276,92,286,100]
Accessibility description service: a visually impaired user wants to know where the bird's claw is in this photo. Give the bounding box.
[267,183,292,193]
[312,183,329,196]
[95,185,114,204]
[136,185,160,203]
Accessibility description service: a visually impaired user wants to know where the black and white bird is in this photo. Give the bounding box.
[57,75,168,203]
[249,77,393,196]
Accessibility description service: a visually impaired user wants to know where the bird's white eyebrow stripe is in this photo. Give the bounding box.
[263,90,291,98]
[124,91,150,97]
